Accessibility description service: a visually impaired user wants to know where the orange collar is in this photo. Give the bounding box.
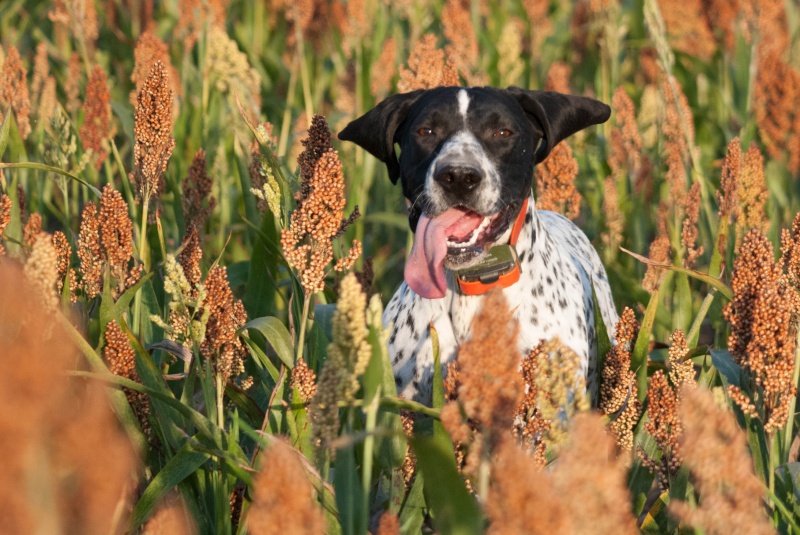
[455,198,529,296]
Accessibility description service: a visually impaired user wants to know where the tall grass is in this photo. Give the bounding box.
[2,0,800,533]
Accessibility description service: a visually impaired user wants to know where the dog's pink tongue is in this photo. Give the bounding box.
[405,208,471,299]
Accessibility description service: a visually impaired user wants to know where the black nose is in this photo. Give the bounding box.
[434,165,483,196]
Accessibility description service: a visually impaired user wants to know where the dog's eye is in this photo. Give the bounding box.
[417,127,434,136]
[494,129,513,138]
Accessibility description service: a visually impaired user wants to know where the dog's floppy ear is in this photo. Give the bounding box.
[338,90,425,184]
[504,86,611,163]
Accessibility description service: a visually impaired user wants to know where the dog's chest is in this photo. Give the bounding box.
[448,230,591,360]
[383,203,613,405]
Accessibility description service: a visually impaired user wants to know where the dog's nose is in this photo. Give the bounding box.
[434,165,483,196]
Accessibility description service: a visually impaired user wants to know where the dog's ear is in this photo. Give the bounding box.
[338,90,425,184]
[504,86,611,163]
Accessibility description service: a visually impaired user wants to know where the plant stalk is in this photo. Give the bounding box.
[782,324,800,457]
[216,371,225,430]
[686,288,717,348]
[132,194,150,336]
[295,293,312,365]
[361,391,380,534]
[769,431,778,499]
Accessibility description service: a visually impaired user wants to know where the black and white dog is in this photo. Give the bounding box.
[339,86,618,405]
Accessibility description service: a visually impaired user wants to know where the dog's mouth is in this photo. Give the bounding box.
[444,204,519,261]
[404,201,521,299]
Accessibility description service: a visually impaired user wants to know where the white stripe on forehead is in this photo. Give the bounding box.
[457,89,470,119]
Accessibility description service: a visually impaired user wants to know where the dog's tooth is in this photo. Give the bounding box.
[446,216,493,249]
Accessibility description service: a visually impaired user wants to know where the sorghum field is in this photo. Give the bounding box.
[2,0,800,533]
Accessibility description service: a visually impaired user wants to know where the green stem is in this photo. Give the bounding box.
[745,42,758,117]
[343,409,355,535]
[376,396,441,419]
[783,324,800,457]
[769,431,778,499]
[132,194,150,336]
[110,139,138,220]
[766,485,800,534]
[361,392,380,534]
[295,293,312,365]
[477,448,491,505]
[216,371,225,430]
[686,288,717,348]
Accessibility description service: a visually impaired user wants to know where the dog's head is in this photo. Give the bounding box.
[338,86,610,298]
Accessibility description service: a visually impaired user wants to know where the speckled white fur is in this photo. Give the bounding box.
[384,196,618,406]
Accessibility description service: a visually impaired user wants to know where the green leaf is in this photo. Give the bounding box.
[429,324,452,447]
[674,273,692,334]
[639,493,669,534]
[289,384,314,459]
[241,316,295,368]
[314,303,337,342]
[431,325,445,411]
[709,348,742,388]
[0,161,102,197]
[632,286,659,402]
[668,465,691,504]
[398,470,426,534]
[363,327,385,403]
[776,462,800,511]
[265,367,287,435]
[129,438,211,530]
[243,334,281,382]
[0,106,10,160]
[58,314,148,453]
[185,433,253,485]
[225,260,250,289]
[334,436,364,535]
[72,370,224,449]
[746,416,770,484]
[363,211,411,231]
[307,318,331,368]
[225,384,265,425]
[139,277,164,347]
[411,435,483,535]
[61,268,73,308]
[592,281,612,400]
[370,323,406,475]
[99,270,155,330]
[629,418,658,517]
[244,213,279,319]
[621,247,733,301]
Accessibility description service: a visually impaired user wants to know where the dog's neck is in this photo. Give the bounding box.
[498,193,539,249]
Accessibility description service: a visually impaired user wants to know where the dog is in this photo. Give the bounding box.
[339,86,618,405]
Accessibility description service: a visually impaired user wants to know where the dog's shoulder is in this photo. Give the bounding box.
[537,210,618,336]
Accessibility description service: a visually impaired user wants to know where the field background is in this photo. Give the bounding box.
[1,0,800,533]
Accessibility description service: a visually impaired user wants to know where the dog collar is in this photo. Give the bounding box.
[455,198,529,296]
